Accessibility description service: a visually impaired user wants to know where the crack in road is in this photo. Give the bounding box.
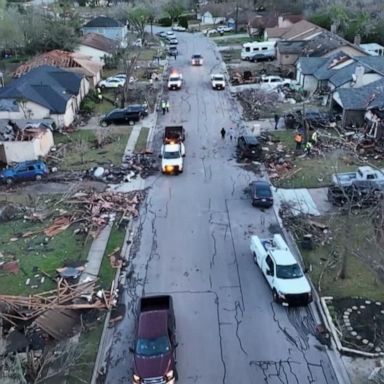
[234,300,248,355]
[249,359,301,384]
[201,157,212,182]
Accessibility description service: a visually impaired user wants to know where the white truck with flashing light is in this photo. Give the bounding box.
[161,142,185,174]
[168,73,183,90]
[250,234,312,306]
[211,74,226,90]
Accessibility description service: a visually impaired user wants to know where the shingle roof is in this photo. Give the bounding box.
[297,57,327,74]
[314,52,354,80]
[14,50,103,78]
[356,56,384,76]
[282,20,321,40]
[0,65,82,113]
[83,16,122,28]
[277,40,307,54]
[337,78,384,110]
[81,33,120,55]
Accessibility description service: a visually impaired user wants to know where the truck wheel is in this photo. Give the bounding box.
[100,121,108,127]
[35,175,42,181]
[5,178,13,185]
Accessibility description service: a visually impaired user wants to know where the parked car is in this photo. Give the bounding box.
[169,38,178,45]
[0,160,49,184]
[217,26,234,33]
[284,110,333,129]
[237,135,263,160]
[191,54,203,66]
[100,108,141,126]
[166,32,176,40]
[250,180,274,208]
[172,25,186,31]
[156,31,166,37]
[126,103,149,117]
[98,77,125,89]
[168,46,179,56]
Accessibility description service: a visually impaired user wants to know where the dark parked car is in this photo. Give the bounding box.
[250,180,274,208]
[126,103,148,117]
[237,135,263,160]
[0,160,49,184]
[100,108,141,127]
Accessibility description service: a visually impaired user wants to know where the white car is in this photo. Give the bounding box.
[217,26,234,33]
[98,77,126,89]
[167,73,183,90]
[172,25,186,32]
[166,31,176,37]
[169,38,178,45]
[211,74,225,90]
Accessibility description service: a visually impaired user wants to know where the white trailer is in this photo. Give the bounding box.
[241,41,276,61]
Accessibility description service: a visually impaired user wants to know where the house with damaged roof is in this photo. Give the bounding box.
[0,65,89,128]
[332,78,384,132]
[297,54,384,95]
[76,33,120,65]
[13,50,103,87]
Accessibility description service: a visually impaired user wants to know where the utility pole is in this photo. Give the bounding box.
[235,2,239,34]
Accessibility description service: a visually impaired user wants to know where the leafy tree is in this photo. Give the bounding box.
[327,4,351,36]
[126,5,151,42]
[344,11,375,42]
[309,11,332,31]
[163,0,186,23]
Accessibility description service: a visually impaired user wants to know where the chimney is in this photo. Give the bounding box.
[330,23,337,34]
[354,34,361,46]
[352,65,365,88]
[278,16,283,27]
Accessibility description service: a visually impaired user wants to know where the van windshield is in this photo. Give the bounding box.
[276,264,303,279]
[136,336,171,357]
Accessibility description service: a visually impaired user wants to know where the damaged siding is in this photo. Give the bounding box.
[0,129,54,163]
[0,101,49,121]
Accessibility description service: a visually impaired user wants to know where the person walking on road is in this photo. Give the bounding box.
[161,100,166,115]
[274,113,279,130]
[220,127,226,139]
[229,127,234,140]
[166,100,170,113]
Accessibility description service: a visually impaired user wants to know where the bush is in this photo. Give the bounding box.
[80,96,96,114]
[158,16,172,27]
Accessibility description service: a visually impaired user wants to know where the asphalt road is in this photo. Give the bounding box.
[104,31,339,384]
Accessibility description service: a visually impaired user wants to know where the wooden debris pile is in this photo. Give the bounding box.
[121,152,159,179]
[280,205,332,247]
[0,279,113,327]
[236,89,279,120]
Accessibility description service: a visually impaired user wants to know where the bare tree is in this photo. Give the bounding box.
[74,138,89,165]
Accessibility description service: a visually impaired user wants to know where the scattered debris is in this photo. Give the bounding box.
[236,89,279,120]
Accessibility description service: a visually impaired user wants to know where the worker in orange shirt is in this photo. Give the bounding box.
[294,131,303,150]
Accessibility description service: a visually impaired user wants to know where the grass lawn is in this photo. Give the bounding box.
[0,218,91,295]
[98,225,126,290]
[214,37,253,46]
[67,314,106,384]
[300,213,384,302]
[54,129,131,170]
[271,131,365,188]
[134,127,150,153]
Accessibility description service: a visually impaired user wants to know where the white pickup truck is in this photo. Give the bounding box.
[167,73,183,90]
[332,165,384,187]
[259,75,297,91]
[250,234,312,306]
[161,142,185,174]
[211,74,225,90]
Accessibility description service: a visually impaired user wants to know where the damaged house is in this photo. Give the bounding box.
[13,50,103,88]
[0,65,89,128]
[0,119,54,164]
[296,54,384,96]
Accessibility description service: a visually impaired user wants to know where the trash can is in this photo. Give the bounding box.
[285,113,296,129]
[301,234,313,250]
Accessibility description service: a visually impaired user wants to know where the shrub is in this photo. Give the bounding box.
[178,15,189,29]
[80,96,96,114]
[158,16,172,27]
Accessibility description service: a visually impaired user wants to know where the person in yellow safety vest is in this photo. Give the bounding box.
[294,132,303,150]
[311,130,318,145]
[304,141,313,156]
[166,100,170,113]
[161,100,166,115]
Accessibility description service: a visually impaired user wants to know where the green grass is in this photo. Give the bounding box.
[54,129,131,170]
[271,131,361,188]
[67,314,106,384]
[0,218,91,295]
[98,225,126,290]
[134,127,150,153]
[214,37,253,46]
[300,213,384,302]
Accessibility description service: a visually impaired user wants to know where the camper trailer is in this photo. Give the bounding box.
[241,41,276,61]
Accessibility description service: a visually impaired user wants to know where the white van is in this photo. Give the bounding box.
[241,41,276,61]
